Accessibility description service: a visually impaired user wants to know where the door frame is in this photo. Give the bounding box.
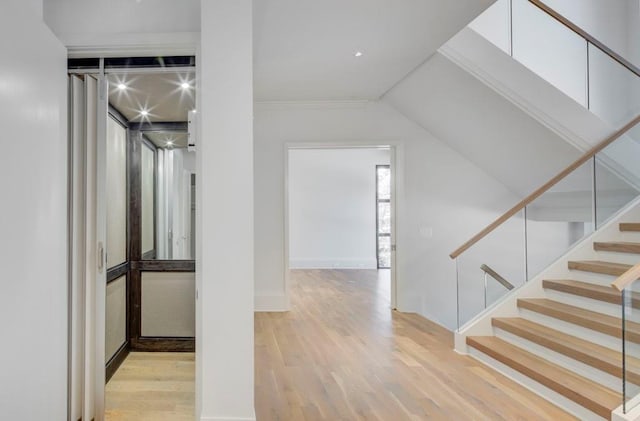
[284,142,401,310]
[68,49,198,421]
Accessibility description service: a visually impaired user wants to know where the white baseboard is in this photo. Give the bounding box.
[201,410,256,421]
[254,293,289,312]
[289,258,377,269]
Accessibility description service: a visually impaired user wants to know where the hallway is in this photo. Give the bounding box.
[255,269,576,420]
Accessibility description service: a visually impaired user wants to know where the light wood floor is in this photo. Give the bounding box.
[106,269,577,420]
[255,269,578,420]
[105,352,195,421]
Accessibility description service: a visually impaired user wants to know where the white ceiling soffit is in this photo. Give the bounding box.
[144,132,189,149]
[107,72,195,123]
[253,0,495,101]
[384,52,582,197]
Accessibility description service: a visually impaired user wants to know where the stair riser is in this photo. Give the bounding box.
[593,250,640,265]
[519,308,622,351]
[544,290,624,318]
[468,347,608,421]
[494,328,622,391]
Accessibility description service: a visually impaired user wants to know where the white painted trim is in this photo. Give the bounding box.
[255,100,372,110]
[254,294,289,312]
[200,416,256,421]
[283,141,401,310]
[613,400,640,421]
[290,259,378,269]
[61,32,199,58]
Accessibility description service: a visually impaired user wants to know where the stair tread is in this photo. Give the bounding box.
[493,317,640,384]
[620,223,640,232]
[467,336,620,418]
[594,241,640,254]
[517,298,640,342]
[542,279,640,307]
[568,260,632,276]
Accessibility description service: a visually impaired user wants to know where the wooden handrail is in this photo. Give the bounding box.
[528,0,640,79]
[612,262,640,291]
[480,264,514,290]
[450,114,640,259]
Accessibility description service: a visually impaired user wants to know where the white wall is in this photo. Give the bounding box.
[254,100,521,328]
[0,0,68,419]
[197,1,255,420]
[288,148,390,269]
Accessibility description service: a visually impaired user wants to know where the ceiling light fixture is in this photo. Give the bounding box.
[181,82,190,89]
[354,51,363,57]
[166,140,174,146]
[140,110,149,117]
[117,83,127,90]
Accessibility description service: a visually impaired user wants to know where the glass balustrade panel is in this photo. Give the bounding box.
[511,0,587,107]
[589,44,640,129]
[456,209,525,329]
[623,282,640,413]
[595,130,640,228]
[525,160,594,279]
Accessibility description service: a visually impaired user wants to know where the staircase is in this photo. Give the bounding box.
[464,221,640,420]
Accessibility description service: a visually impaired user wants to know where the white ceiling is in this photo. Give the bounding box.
[46,0,494,101]
[107,72,195,122]
[253,0,494,101]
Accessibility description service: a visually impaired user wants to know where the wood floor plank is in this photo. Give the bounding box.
[255,269,577,421]
[106,270,578,420]
[105,352,195,421]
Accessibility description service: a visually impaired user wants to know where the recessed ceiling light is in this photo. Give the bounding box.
[354,51,363,57]
[117,83,127,90]
[181,82,190,89]
[140,110,149,117]
[166,140,174,146]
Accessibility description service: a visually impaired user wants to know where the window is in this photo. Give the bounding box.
[376,165,391,269]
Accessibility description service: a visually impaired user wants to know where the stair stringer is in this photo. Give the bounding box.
[455,195,640,355]
[440,27,640,193]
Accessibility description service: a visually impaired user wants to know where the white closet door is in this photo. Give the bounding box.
[69,74,108,421]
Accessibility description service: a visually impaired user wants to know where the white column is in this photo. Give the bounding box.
[0,0,68,419]
[197,1,255,420]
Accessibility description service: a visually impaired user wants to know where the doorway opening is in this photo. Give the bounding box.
[285,146,396,309]
[68,56,197,421]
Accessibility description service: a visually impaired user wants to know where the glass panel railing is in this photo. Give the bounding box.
[454,117,640,413]
[525,160,594,278]
[456,210,526,328]
[588,44,640,129]
[622,281,640,414]
[511,0,588,106]
[468,0,511,55]
[595,136,640,228]
[470,0,640,125]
